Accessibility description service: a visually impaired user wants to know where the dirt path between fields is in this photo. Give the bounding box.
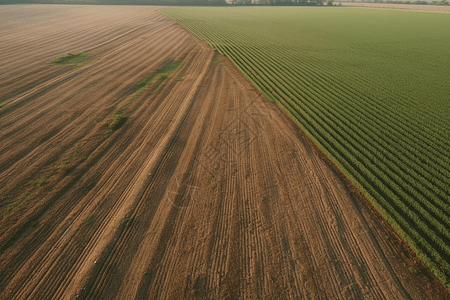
[0,5,448,300]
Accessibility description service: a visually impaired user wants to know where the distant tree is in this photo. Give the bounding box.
[327,0,332,4]
[210,0,227,4]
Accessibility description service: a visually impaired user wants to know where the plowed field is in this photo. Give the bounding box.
[0,5,448,300]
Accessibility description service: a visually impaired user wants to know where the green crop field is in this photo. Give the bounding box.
[163,7,450,287]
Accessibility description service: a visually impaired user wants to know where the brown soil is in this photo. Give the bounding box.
[0,5,449,300]
[339,2,450,13]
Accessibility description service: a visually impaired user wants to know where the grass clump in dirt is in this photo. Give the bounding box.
[108,115,129,136]
[79,215,92,229]
[0,102,8,109]
[3,192,32,218]
[106,60,183,137]
[51,52,89,68]
[2,141,88,218]
[125,217,134,227]
[33,173,54,188]
[176,73,187,81]
[135,60,182,95]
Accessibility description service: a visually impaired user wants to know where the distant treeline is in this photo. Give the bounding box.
[347,0,448,4]
[232,0,325,5]
[1,0,326,6]
[1,0,448,5]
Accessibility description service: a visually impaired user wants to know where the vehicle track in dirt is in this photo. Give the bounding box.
[0,5,449,300]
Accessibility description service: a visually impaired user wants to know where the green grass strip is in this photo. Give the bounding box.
[51,52,89,68]
[135,60,182,94]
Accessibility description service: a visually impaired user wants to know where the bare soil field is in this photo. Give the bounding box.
[339,2,450,13]
[0,5,449,300]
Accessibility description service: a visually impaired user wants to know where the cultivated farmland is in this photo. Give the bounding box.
[0,5,449,299]
[163,6,450,288]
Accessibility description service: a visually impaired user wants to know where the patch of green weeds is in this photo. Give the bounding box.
[0,102,8,109]
[149,75,168,95]
[3,192,32,218]
[409,267,418,274]
[176,73,187,81]
[125,217,134,227]
[53,141,87,171]
[135,60,182,95]
[108,115,129,136]
[106,60,183,137]
[33,170,56,188]
[63,141,86,166]
[2,141,87,219]
[51,52,89,68]
[79,215,92,228]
